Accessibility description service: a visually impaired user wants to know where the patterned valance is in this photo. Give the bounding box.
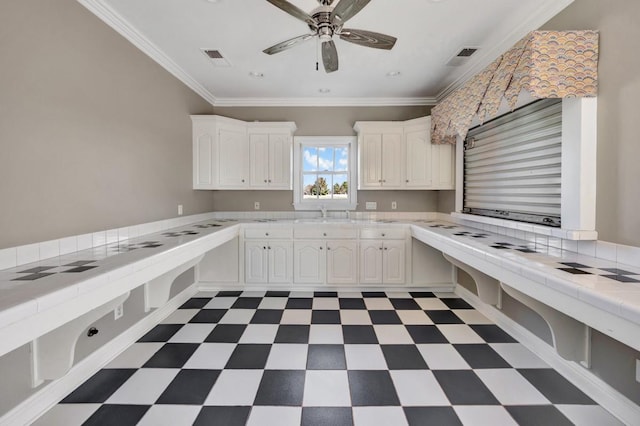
[431,30,599,144]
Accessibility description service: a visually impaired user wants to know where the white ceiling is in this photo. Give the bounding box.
[80,0,573,106]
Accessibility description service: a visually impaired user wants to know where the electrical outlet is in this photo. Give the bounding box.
[114,304,124,320]
[365,202,377,210]
[254,201,260,210]
[177,204,183,216]
[391,201,397,210]
[636,359,640,383]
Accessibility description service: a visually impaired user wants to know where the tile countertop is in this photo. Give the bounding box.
[0,217,639,357]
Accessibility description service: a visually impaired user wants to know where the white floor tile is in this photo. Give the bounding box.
[280,310,312,324]
[258,297,288,309]
[239,324,279,343]
[106,369,179,404]
[338,292,362,298]
[204,370,263,406]
[397,310,433,325]
[373,325,414,344]
[454,406,518,426]
[160,309,199,324]
[415,298,449,310]
[289,291,314,298]
[106,343,164,368]
[32,404,100,426]
[241,291,266,297]
[183,343,236,369]
[313,298,339,310]
[365,298,394,310]
[344,345,388,370]
[265,344,308,370]
[168,324,216,343]
[203,297,237,309]
[556,405,625,426]
[218,309,255,324]
[353,407,408,426]
[390,370,450,406]
[453,309,493,324]
[386,291,412,298]
[309,325,343,343]
[303,371,351,406]
[137,405,201,426]
[340,310,372,325]
[416,344,471,370]
[436,324,484,343]
[489,343,549,368]
[246,407,302,426]
[475,369,550,405]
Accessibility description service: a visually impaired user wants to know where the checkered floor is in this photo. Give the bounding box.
[36,291,623,426]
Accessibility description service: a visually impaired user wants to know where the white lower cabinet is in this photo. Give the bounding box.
[326,240,358,284]
[359,240,405,285]
[293,241,325,284]
[245,241,292,284]
[293,240,358,285]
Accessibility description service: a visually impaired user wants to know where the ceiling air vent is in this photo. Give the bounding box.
[446,46,479,66]
[202,49,231,67]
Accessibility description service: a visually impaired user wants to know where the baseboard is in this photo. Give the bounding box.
[2,285,198,426]
[455,285,640,426]
[197,282,456,293]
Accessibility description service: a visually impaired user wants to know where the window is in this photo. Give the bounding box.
[293,136,357,210]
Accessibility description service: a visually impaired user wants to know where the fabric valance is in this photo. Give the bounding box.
[431,30,599,145]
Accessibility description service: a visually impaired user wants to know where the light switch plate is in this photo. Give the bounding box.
[365,202,377,210]
[254,201,260,210]
[391,201,397,210]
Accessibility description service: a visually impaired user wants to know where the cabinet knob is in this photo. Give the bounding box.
[379,247,383,250]
[323,232,327,237]
[406,179,409,183]
[265,232,269,236]
[241,179,245,183]
[383,180,386,183]
[268,179,271,183]
[381,233,386,237]
[263,246,266,250]
[384,247,388,250]
[327,247,331,250]
[320,246,323,250]
[264,179,267,183]
[268,246,271,250]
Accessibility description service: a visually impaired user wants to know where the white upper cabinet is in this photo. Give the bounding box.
[354,116,454,190]
[191,115,295,190]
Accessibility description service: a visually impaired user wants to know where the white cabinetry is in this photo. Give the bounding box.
[244,228,293,284]
[248,125,295,189]
[359,129,403,188]
[218,122,249,188]
[359,228,406,285]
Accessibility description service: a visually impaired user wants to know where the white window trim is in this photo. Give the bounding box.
[293,136,357,211]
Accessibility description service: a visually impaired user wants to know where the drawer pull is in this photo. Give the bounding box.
[381,233,386,237]
[323,232,327,236]
[265,232,269,236]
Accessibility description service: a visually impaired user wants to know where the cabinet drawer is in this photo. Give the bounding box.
[294,226,358,239]
[359,227,406,239]
[244,227,293,239]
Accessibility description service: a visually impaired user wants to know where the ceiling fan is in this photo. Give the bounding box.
[263,0,397,73]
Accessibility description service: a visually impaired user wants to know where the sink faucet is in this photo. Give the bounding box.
[320,205,327,218]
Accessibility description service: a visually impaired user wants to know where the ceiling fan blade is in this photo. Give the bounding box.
[322,40,339,73]
[331,0,371,24]
[339,28,397,49]
[263,34,314,55]
[266,0,317,28]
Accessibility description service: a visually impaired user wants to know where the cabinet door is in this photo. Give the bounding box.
[327,240,358,284]
[432,143,455,189]
[293,241,326,284]
[359,134,382,188]
[405,128,432,188]
[193,122,214,189]
[269,241,293,284]
[381,132,403,188]
[359,240,383,284]
[245,242,268,283]
[249,134,269,188]
[268,134,291,189]
[383,240,405,284]
[218,127,248,188]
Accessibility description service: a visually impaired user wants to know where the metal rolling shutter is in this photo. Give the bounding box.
[463,99,562,227]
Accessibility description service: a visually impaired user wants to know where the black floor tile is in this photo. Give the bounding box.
[254,370,305,406]
[155,369,220,405]
[409,291,436,298]
[225,344,271,369]
[204,324,247,343]
[179,298,212,309]
[138,324,183,342]
[381,345,428,369]
[469,325,517,343]
[275,325,310,343]
[558,267,592,275]
[454,344,511,369]
[433,370,500,405]
[83,404,149,426]
[314,291,338,297]
[369,310,402,324]
[61,369,136,403]
[189,309,227,323]
[405,325,449,343]
[440,298,473,309]
[302,407,353,426]
[307,344,346,370]
[286,298,313,309]
[404,407,463,426]
[518,369,595,404]
[425,310,464,324]
[390,298,421,310]
[362,292,387,298]
[339,298,366,310]
[142,343,199,368]
[251,309,284,324]
[602,274,640,283]
[560,262,590,268]
[311,310,341,324]
[506,405,573,426]
[12,272,55,281]
[600,267,635,275]
[342,325,378,344]
[232,297,262,309]
[216,291,243,297]
[18,266,56,273]
[265,291,290,297]
[64,265,98,273]
[348,370,400,406]
[193,406,251,426]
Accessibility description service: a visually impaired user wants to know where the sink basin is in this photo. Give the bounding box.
[294,218,356,224]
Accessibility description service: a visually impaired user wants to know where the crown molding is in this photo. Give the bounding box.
[211,97,437,107]
[435,0,575,101]
[78,0,218,106]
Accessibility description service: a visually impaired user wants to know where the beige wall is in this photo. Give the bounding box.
[0,0,215,249]
[211,106,442,212]
[542,0,640,246]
